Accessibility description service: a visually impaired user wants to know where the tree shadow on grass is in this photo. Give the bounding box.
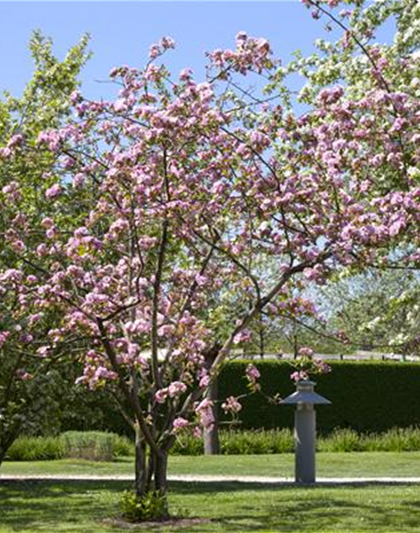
[1,480,420,532]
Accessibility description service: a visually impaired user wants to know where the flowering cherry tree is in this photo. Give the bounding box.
[2,0,420,515]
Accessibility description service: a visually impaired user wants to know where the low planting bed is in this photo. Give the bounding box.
[6,427,420,462]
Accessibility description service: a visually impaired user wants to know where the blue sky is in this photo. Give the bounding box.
[0,1,393,100]
[0,1,340,99]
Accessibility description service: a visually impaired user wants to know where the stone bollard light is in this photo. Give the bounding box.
[281,380,331,484]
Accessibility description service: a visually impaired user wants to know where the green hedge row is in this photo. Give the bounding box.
[218,360,420,433]
[57,360,420,435]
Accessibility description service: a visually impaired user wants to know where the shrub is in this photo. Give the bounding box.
[171,427,420,455]
[6,436,65,461]
[5,431,133,461]
[220,428,294,455]
[6,427,420,461]
[113,434,134,457]
[120,490,168,522]
[318,429,363,452]
[363,427,420,452]
[171,430,204,456]
[172,428,293,455]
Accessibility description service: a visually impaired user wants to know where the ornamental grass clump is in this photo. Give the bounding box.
[61,431,133,461]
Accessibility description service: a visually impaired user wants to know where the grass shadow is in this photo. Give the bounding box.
[2,480,420,532]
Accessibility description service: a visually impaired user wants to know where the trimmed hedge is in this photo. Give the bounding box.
[53,360,420,436]
[218,360,420,433]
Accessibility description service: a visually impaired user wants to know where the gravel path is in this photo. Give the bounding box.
[2,474,420,485]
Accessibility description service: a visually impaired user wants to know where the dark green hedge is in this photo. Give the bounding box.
[218,360,420,434]
[58,360,420,436]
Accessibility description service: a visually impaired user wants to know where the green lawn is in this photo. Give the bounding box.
[1,478,420,533]
[3,452,420,478]
[2,454,420,533]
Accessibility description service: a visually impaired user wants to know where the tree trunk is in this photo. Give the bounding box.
[154,450,168,494]
[259,320,265,359]
[134,423,146,497]
[203,377,220,455]
[0,429,19,473]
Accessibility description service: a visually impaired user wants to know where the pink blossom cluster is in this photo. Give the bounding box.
[291,347,332,382]
[245,363,261,392]
[0,331,10,348]
[195,398,215,429]
[0,134,24,159]
[149,36,176,60]
[221,395,242,415]
[155,381,187,404]
[75,351,118,390]
[172,417,189,433]
[209,32,274,75]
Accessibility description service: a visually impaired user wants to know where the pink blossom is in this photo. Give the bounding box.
[233,329,252,345]
[45,184,62,199]
[73,173,86,188]
[291,370,309,383]
[221,396,242,414]
[299,347,314,358]
[246,363,260,381]
[246,363,261,391]
[180,68,193,81]
[168,381,187,398]
[196,398,214,429]
[155,388,169,404]
[149,44,161,60]
[173,417,189,433]
[10,240,25,253]
[199,374,211,388]
[160,36,175,50]
[0,331,10,348]
[36,244,48,257]
[2,181,21,201]
[314,359,332,374]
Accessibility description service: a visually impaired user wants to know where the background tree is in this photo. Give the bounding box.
[317,268,420,355]
[0,32,90,465]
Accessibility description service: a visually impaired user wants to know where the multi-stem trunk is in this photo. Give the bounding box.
[153,449,169,494]
[134,422,147,497]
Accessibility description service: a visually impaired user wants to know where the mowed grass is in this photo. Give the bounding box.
[4,452,420,478]
[1,478,420,533]
[3,454,420,532]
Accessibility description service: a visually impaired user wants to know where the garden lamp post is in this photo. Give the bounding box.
[281,380,330,484]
